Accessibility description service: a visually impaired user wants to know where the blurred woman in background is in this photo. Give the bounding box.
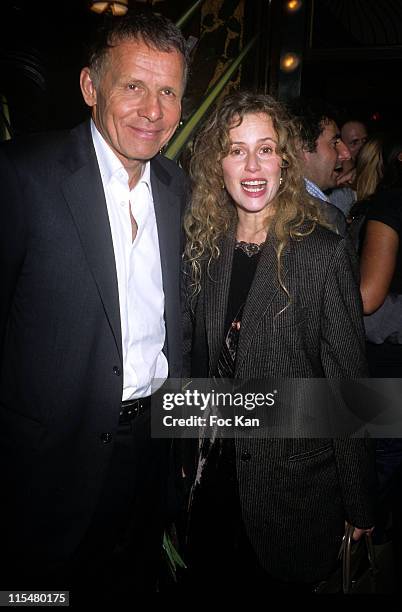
[359,133,402,365]
[348,133,384,250]
[357,132,402,587]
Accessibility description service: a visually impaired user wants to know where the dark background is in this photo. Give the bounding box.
[1,0,401,137]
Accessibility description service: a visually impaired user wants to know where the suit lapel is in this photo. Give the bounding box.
[235,238,290,374]
[61,123,122,362]
[151,156,181,363]
[205,231,235,374]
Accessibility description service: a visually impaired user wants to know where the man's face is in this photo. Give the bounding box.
[302,120,351,191]
[341,121,368,160]
[80,38,184,181]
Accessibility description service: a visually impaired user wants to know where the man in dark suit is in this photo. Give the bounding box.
[289,99,351,236]
[0,11,188,598]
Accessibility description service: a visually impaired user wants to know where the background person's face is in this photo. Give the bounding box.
[81,39,184,168]
[303,120,350,191]
[221,113,282,219]
[341,121,368,160]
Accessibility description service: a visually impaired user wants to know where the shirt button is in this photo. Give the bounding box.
[101,433,113,444]
[113,366,121,376]
[120,201,126,207]
[240,451,251,462]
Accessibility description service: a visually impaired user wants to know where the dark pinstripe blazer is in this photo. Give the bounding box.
[185,223,376,583]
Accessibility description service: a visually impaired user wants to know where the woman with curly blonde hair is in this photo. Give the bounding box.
[182,91,375,593]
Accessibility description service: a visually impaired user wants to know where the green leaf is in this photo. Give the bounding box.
[162,531,187,582]
[175,0,206,29]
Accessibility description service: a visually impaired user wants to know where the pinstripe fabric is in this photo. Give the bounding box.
[186,223,376,583]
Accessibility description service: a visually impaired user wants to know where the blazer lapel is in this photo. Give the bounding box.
[205,232,236,375]
[61,123,122,362]
[235,238,290,374]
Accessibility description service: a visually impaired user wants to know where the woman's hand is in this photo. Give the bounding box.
[336,166,356,187]
[350,525,374,541]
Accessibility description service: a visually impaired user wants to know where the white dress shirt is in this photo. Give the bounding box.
[91,121,168,400]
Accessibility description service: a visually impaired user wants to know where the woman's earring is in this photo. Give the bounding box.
[279,177,283,185]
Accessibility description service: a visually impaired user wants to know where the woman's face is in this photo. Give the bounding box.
[221,112,282,218]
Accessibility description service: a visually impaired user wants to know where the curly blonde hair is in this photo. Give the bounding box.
[184,91,326,295]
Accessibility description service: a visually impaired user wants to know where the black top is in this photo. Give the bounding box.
[366,188,402,294]
[216,241,262,377]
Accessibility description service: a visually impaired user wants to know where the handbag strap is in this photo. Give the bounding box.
[342,523,378,594]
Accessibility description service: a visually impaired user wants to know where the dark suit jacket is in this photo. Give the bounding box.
[185,224,376,583]
[312,193,347,236]
[0,121,187,571]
